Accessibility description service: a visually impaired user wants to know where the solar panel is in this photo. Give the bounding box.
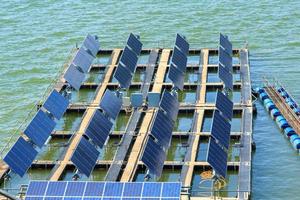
[64,64,85,90]
[159,90,179,122]
[207,137,228,178]
[83,34,100,57]
[141,137,166,177]
[120,46,138,73]
[219,46,232,72]
[26,181,181,200]
[127,33,142,56]
[211,110,231,149]
[85,110,113,148]
[171,47,187,72]
[100,89,122,120]
[175,34,189,55]
[218,64,233,90]
[148,92,160,107]
[131,93,143,107]
[216,91,233,121]
[3,137,38,177]
[151,110,173,148]
[220,33,232,56]
[114,63,132,89]
[73,47,94,73]
[24,110,56,148]
[168,64,184,91]
[43,90,69,120]
[71,137,100,177]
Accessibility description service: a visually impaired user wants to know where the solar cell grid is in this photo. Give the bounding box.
[219,46,232,73]
[168,64,184,91]
[127,33,143,56]
[43,89,69,120]
[220,33,232,56]
[207,138,228,178]
[171,47,187,73]
[175,34,189,55]
[159,90,179,122]
[211,110,231,149]
[83,34,100,57]
[218,64,233,90]
[64,64,85,91]
[216,91,233,121]
[24,109,56,148]
[114,63,133,89]
[26,181,181,200]
[73,47,94,73]
[3,137,38,177]
[120,46,138,73]
[71,137,100,177]
[85,110,113,148]
[100,89,122,120]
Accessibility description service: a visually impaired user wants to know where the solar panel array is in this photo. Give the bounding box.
[64,34,100,90]
[3,137,38,177]
[215,91,233,121]
[210,110,231,149]
[100,89,122,120]
[114,33,142,89]
[207,138,228,178]
[167,34,189,91]
[85,110,113,148]
[71,137,100,177]
[43,89,69,120]
[218,33,233,91]
[142,90,179,177]
[26,181,181,200]
[23,110,56,148]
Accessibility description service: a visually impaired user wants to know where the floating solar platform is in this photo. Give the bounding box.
[0,34,253,200]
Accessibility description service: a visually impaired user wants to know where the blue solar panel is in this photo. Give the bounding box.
[24,109,56,148]
[43,90,69,120]
[65,182,86,196]
[218,64,233,90]
[159,90,179,122]
[44,198,62,200]
[175,34,189,55]
[168,64,184,91]
[127,33,142,56]
[64,64,85,90]
[120,46,138,73]
[26,181,181,200]
[71,137,100,177]
[131,93,143,107]
[26,181,48,196]
[25,197,44,200]
[84,182,105,196]
[162,183,181,197]
[103,182,124,197]
[171,47,187,73]
[142,183,162,197]
[207,138,228,178]
[220,33,232,56]
[85,110,113,148]
[46,182,67,196]
[100,89,122,120]
[211,110,231,149]
[73,47,94,73]
[123,183,143,197]
[216,91,233,121]
[3,137,37,177]
[148,92,160,107]
[114,63,132,89]
[219,46,232,72]
[151,110,173,148]
[141,137,166,177]
[83,34,100,57]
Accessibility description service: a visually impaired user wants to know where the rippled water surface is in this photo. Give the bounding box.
[1,1,300,199]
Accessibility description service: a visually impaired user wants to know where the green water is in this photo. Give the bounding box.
[1,1,300,199]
